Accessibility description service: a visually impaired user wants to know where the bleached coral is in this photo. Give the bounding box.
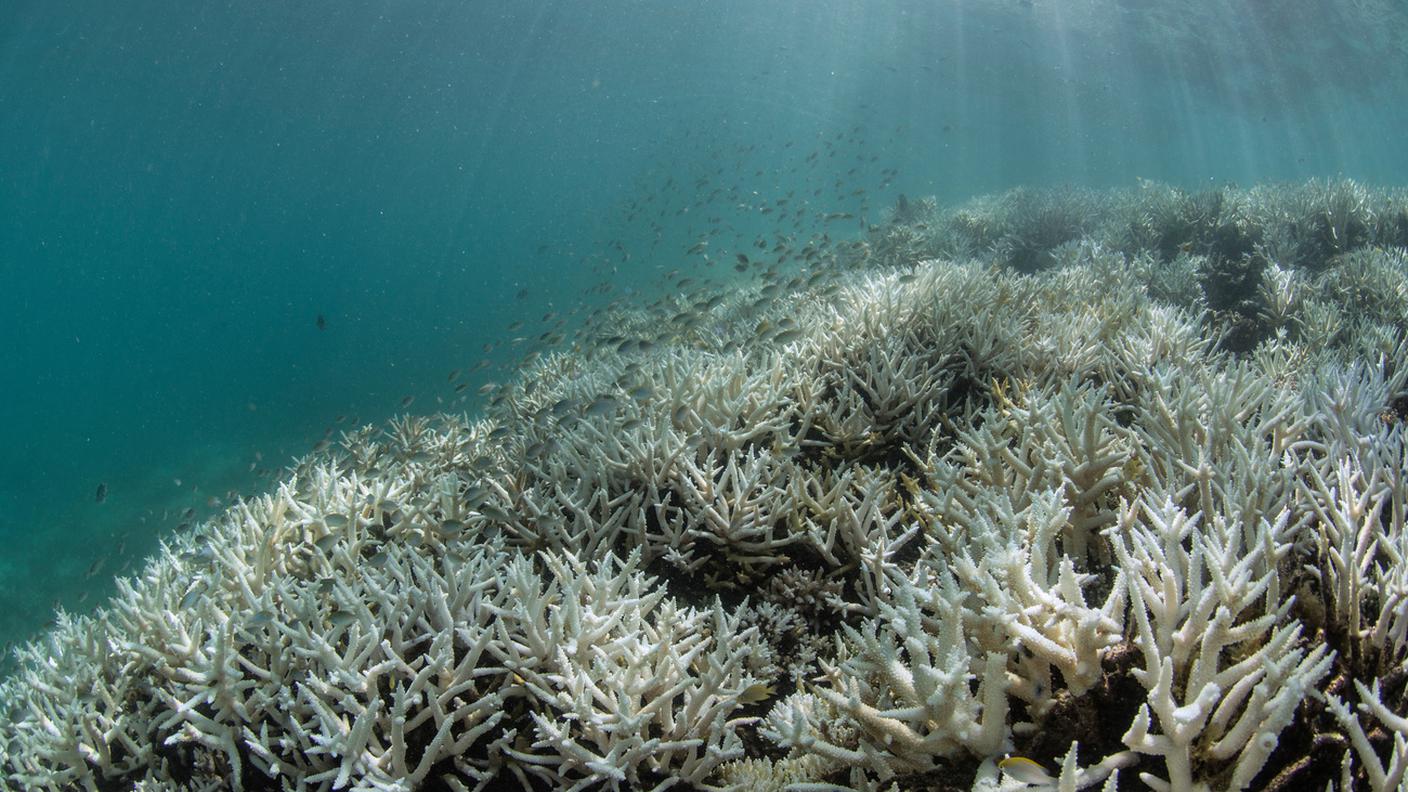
[5,180,1408,791]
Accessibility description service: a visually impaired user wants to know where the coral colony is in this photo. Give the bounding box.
[5,179,1408,791]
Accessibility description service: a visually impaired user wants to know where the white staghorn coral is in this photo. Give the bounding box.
[5,180,1408,791]
[954,489,1126,711]
[1110,498,1333,792]
[760,556,1011,783]
[488,549,755,791]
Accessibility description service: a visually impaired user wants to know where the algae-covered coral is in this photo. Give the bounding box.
[4,179,1408,791]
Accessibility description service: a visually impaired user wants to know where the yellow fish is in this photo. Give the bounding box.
[736,683,776,705]
[998,755,1054,785]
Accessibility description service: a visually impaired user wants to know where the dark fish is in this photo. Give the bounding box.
[179,583,207,610]
[400,395,415,408]
[585,397,618,417]
[478,503,514,523]
[95,483,108,503]
[316,314,327,330]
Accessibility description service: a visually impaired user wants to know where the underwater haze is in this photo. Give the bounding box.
[1,0,1406,652]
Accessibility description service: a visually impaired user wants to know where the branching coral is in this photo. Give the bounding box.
[5,179,1408,791]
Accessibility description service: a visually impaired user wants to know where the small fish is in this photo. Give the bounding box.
[248,610,274,626]
[95,483,108,503]
[324,514,349,529]
[179,582,207,610]
[998,756,1054,786]
[442,519,466,532]
[736,683,775,705]
[477,503,514,523]
[314,535,339,553]
[585,397,618,417]
[316,577,336,594]
[400,395,415,408]
[193,545,216,563]
[367,550,390,567]
[315,313,327,330]
[328,610,356,628]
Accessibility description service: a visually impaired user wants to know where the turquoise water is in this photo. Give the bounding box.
[1,0,1406,650]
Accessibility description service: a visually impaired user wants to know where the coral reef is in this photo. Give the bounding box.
[4,179,1408,791]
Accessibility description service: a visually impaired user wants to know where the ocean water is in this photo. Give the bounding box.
[0,0,1405,653]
